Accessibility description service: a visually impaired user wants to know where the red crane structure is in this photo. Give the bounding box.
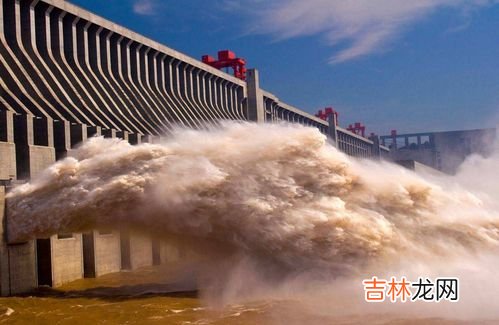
[201,50,247,81]
[347,122,366,137]
[315,107,339,125]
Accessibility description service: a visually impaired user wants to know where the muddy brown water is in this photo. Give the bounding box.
[0,263,495,325]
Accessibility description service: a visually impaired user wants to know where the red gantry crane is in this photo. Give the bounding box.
[315,107,339,125]
[347,122,366,137]
[202,50,247,81]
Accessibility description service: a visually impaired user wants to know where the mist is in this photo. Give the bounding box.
[5,122,499,320]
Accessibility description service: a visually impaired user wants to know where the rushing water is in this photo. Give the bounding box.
[4,122,499,323]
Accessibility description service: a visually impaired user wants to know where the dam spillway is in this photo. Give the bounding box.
[0,0,388,296]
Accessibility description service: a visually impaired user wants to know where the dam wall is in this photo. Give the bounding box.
[0,0,390,295]
[0,0,387,158]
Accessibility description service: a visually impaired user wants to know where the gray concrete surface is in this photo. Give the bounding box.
[94,230,121,277]
[51,234,84,287]
[129,231,153,270]
[1,187,37,296]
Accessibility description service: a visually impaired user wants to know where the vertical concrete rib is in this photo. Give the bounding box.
[37,4,97,125]
[215,77,232,119]
[107,33,161,133]
[215,78,229,119]
[0,0,58,118]
[47,9,108,128]
[271,102,278,122]
[124,39,168,133]
[72,18,121,130]
[195,69,225,120]
[0,77,31,114]
[135,46,175,130]
[56,11,112,128]
[221,79,235,119]
[228,83,243,120]
[187,67,215,126]
[143,50,179,126]
[151,52,186,126]
[131,44,169,128]
[206,74,227,120]
[172,60,203,128]
[212,77,225,119]
[94,27,151,135]
[24,0,88,123]
[112,36,161,132]
[79,22,137,132]
[219,78,233,119]
[12,0,70,120]
[181,65,213,124]
[237,86,246,119]
[198,70,224,121]
[158,55,194,128]
[127,42,166,131]
[163,58,199,128]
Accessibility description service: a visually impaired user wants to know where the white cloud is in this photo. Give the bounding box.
[247,0,498,63]
[133,0,157,16]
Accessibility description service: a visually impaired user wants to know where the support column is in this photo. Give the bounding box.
[102,128,116,138]
[0,185,10,296]
[372,135,381,159]
[246,69,264,123]
[128,133,142,145]
[1,185,37,295]
[13,114,34,180]
[116,130,129,141]
[87,126,102,137]
[142,135,153,144]
[0,111,16,180]
[0,110,14,143]
[390,130,398,150]
[70,123,87,148]
[54,120,71,160]
[327,112,338,147]
[14,115,56,179]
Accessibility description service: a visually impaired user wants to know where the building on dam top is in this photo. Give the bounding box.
[381,128,497,174]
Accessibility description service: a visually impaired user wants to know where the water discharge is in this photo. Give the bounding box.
[5,122,499,321]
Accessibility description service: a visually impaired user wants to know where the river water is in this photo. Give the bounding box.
[0,264,496,325]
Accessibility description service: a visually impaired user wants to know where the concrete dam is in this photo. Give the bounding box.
[0,0,389,295]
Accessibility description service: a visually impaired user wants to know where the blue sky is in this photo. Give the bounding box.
[70,0,499,135]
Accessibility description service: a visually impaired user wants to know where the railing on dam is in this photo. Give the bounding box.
[261,89,388,158]
[0,0,388,161]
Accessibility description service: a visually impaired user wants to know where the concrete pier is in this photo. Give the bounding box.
[0,111,16,181]
[0,186,37,295]
[13,114,55,179]
[81,230,121,278]
[50,234,84,287]
[122,230,153,270]
[159,239,181,264]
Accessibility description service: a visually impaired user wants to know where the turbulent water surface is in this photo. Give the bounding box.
[5,122,499,323]
[2,264,496,325]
